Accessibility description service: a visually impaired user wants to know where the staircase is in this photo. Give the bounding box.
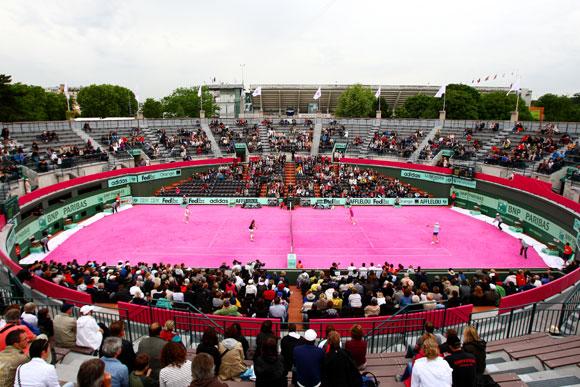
[475,124,512,161]
[200,119,222,157]
[310,118,322,156]
[408,121,442,163]
[140,125,173,160]
[284,161,296,195]
[258,123,272,153]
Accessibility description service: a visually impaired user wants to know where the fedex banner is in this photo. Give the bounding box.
[108,169,182,187]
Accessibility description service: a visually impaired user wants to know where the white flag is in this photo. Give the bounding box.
[375,87,381,99]
[506,80,521,96]
[252,87,262,97]
[63,83,70,100]
[434,84,446,98]
[313,87,322,100]
[197,85,202,97]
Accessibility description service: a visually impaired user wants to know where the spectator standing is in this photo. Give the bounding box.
[293,329,324,387]
[280,324,302,373]
[410,337,452,387]
[0,329,29,387]
[254,320,275,359]
[217,333,246,381]
[76,305,103,351]
[321,331,362,387]
[53,303,77,348]
[444,335,477,387]
[345,324,367,370]
[196,328,221,376]
[129,353,157,387]
[65,358,112,387]
[254,336,287,387]
[137,323,167,381]
[14,338,60,387]
[462,326,487,379]
[106,321,136,373]
[159,342,192,387]
[190,353,229,387]
[101,337,129,387]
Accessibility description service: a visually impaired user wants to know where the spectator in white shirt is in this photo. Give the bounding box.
[245,279,257,296]
[21,302,38,329]
[411,337,452,387]
[15,338,60,387]
[358,264,368,279]
[76,305,103,351]
[347,263,357,278]
[348,287,362,308]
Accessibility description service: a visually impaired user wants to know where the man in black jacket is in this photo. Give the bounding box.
[444,335,477,387]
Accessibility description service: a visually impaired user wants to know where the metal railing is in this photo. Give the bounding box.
[3,292,579,353]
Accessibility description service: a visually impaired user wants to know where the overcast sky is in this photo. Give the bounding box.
[2,0,579,100]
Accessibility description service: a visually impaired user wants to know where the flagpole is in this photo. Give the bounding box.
[443,92,446,112]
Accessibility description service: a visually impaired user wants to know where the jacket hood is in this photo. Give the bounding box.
[222,338,240,350]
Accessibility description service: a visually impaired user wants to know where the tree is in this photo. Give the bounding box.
[479,92,531,121]
[142,98,163,118]
[398,94,439,118]
[445,84,480,120]
[0,74,24,121]
[335,84,375,117]
[77,84,138,118]
[161,86,219,118]
[534,93,580,122]
[45,92,68,121]
[373,96,390,118]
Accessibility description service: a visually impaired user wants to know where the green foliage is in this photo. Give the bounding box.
[534,93,580,122]
[398,94,439,118]
[0,75,67,122]
[142,98,163,118]
[479,92,531,121]
[373,96,390,118]
[335,84,375,118]
[77,84,138,118]
[161,87,219,118]
[445,84,480,120]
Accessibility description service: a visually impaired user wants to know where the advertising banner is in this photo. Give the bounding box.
[401,170,477,189]
[453,187,576,246]
[108,169,181,187]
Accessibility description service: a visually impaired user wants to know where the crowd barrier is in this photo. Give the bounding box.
[498,267,580,313]
[309,304,473,339]
[118,302,281,337]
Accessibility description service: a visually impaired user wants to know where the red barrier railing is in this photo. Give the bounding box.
[498,268,580,313]
[309,304,473,338]
[118,302,281,336]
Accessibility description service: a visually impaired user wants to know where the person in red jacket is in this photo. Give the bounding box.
[345,324,367,370]
[563,243,574,262]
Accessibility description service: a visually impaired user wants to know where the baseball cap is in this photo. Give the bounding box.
[446,335,461,348]
[61,303,74,313]
[304,329,317,342]
[80,305,95,315]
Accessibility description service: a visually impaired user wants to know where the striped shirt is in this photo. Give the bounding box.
[159,361,192,387]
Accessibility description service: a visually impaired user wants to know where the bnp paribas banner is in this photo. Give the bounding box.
[9,186,131,250]
[452,187,576,246]
[108,169,182,187]
[401,170,477,189]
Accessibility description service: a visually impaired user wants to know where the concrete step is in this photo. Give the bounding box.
[486,358,544,375]
[519,367,580,386]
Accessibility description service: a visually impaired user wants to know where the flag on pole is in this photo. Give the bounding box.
[252,87,262,97]
[374,87,381,99]
[313,87,322,100]
[197,85,202,97]
[506,80,521,96]
[63,83,70,100]
[493,74,497,80]
[434,84,446,98]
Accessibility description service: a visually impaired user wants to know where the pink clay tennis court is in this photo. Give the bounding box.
[44,205,545,269]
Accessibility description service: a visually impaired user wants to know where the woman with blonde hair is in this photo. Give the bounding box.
[462,325,487,376]
[410,337,452,387]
